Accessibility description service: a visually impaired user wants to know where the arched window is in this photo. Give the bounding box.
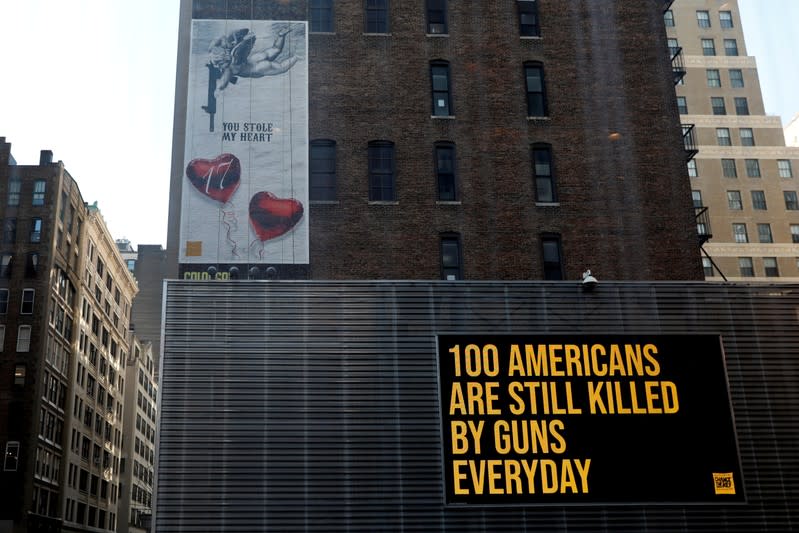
[524,62,547,117]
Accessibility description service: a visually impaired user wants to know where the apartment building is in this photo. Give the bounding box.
[668,0,799,280]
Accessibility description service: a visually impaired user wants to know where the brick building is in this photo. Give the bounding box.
[166,0,704,281]
[0,138,138,533]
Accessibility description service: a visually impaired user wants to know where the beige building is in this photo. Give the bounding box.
[61,206,138,532]
[117,337,157,533]
[669,0,799,280]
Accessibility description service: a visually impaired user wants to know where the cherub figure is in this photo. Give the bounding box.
[208,26,298,94]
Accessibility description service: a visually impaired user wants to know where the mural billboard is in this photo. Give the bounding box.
[180,19,308,275]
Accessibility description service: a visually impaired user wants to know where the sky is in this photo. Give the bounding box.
[0,1,797,248]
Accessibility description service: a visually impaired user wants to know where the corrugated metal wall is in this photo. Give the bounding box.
[155,281,799,532]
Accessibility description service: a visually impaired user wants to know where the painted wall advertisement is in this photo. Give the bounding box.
[437,334,744,505]
[180,19,308,273]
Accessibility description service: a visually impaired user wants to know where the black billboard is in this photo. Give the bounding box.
[437,334,744,505]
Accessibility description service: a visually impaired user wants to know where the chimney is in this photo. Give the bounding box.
[39,150,53,165]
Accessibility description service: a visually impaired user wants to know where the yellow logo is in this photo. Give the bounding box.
[713,472,736,495]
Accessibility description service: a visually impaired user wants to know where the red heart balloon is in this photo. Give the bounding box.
[249,191,304,241]
[186,153,241,204]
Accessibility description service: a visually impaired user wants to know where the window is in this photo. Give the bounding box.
[740,128,754,146]
[430,61,452,116]
[368,141,395,201]
[720,11,733,28]
[722,159,737,178]
[696,10,710,27]
[17,325,32,352]
[667,38,679,56]
[687,159,698,178]
[541,234,563,280]
[734,97,749,115]
[32,180,46,206]
[745,159,761,177]
[309,140,336,201]
[3,441,19,471]
[440,234,461,280]
[0,254,12,278]
[732,223,748,243]
[764,257,779,277]
[724,39,739,56]
[711,97,726,115]
[7,178,21,206]
[702,257,714,277]
[0,290,7,313]
[2,219,16,244]
[30,218,42,243]
[532,143,556,203]
[676,96,688,114]
[738,257,754,277]
[706,69,721,87]
[25,252,39,278]
[518,0,540,37]
[664,10,674,27]
[435,143,457,201]
[716,128,731,146]
[426,0,447,34]
[691,190,703,208]
[309,0,333,32]
[751,190,767,210]
[778,160,793,178]
[757,224,773,243]
[365,0,389,33]
[21,289,34,314]
[727,190,742,210]
[524,63,547,117]
[785,191,799,210]
[729,69,744,88]
[790,224,799,243]
[701,39,716,56]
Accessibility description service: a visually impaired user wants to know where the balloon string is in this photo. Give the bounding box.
[222,203,239,258]
[249,239,265,260]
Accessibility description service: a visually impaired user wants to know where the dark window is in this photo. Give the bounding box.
[711,97,726,115]
[757,224,773,243]
[426,0,447,34]
[0,289,8,313]
[30,218,42,243]
[524,63,547,117]
[21,289,34,314]
[785,191,799,210]
[518,0,540,37]
[3,441,19,471]
[541,234,563,280]
[2,219,16,244]
[25,252,39,278]
[0,254,12,278]
[7,178,21,206]
[368,141,395,201]
[440,234,462,280]
[667,38,679,56]
[676,96,688,114]
[722,159,737,178]
[751,190,767,210]
[365,0,389,33]
[745,159,760,177]
[696,10,711,28]
[734,97,749,115]
[764,257,779,277]
[691,190,703,208]
[33,180,46,206]
[309,0,333,32]
[738,257,754,277]
[729,69,744,88]
[430,61,452,116]
[702,257,714,277]
[701,39,716,56]
[791,225,799,243]
[435,143,457,201]
[720,11,733,28]
[664,10,674,27]
[532,143,556,203]
[707,69,721,87]
[724,39,739,56]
